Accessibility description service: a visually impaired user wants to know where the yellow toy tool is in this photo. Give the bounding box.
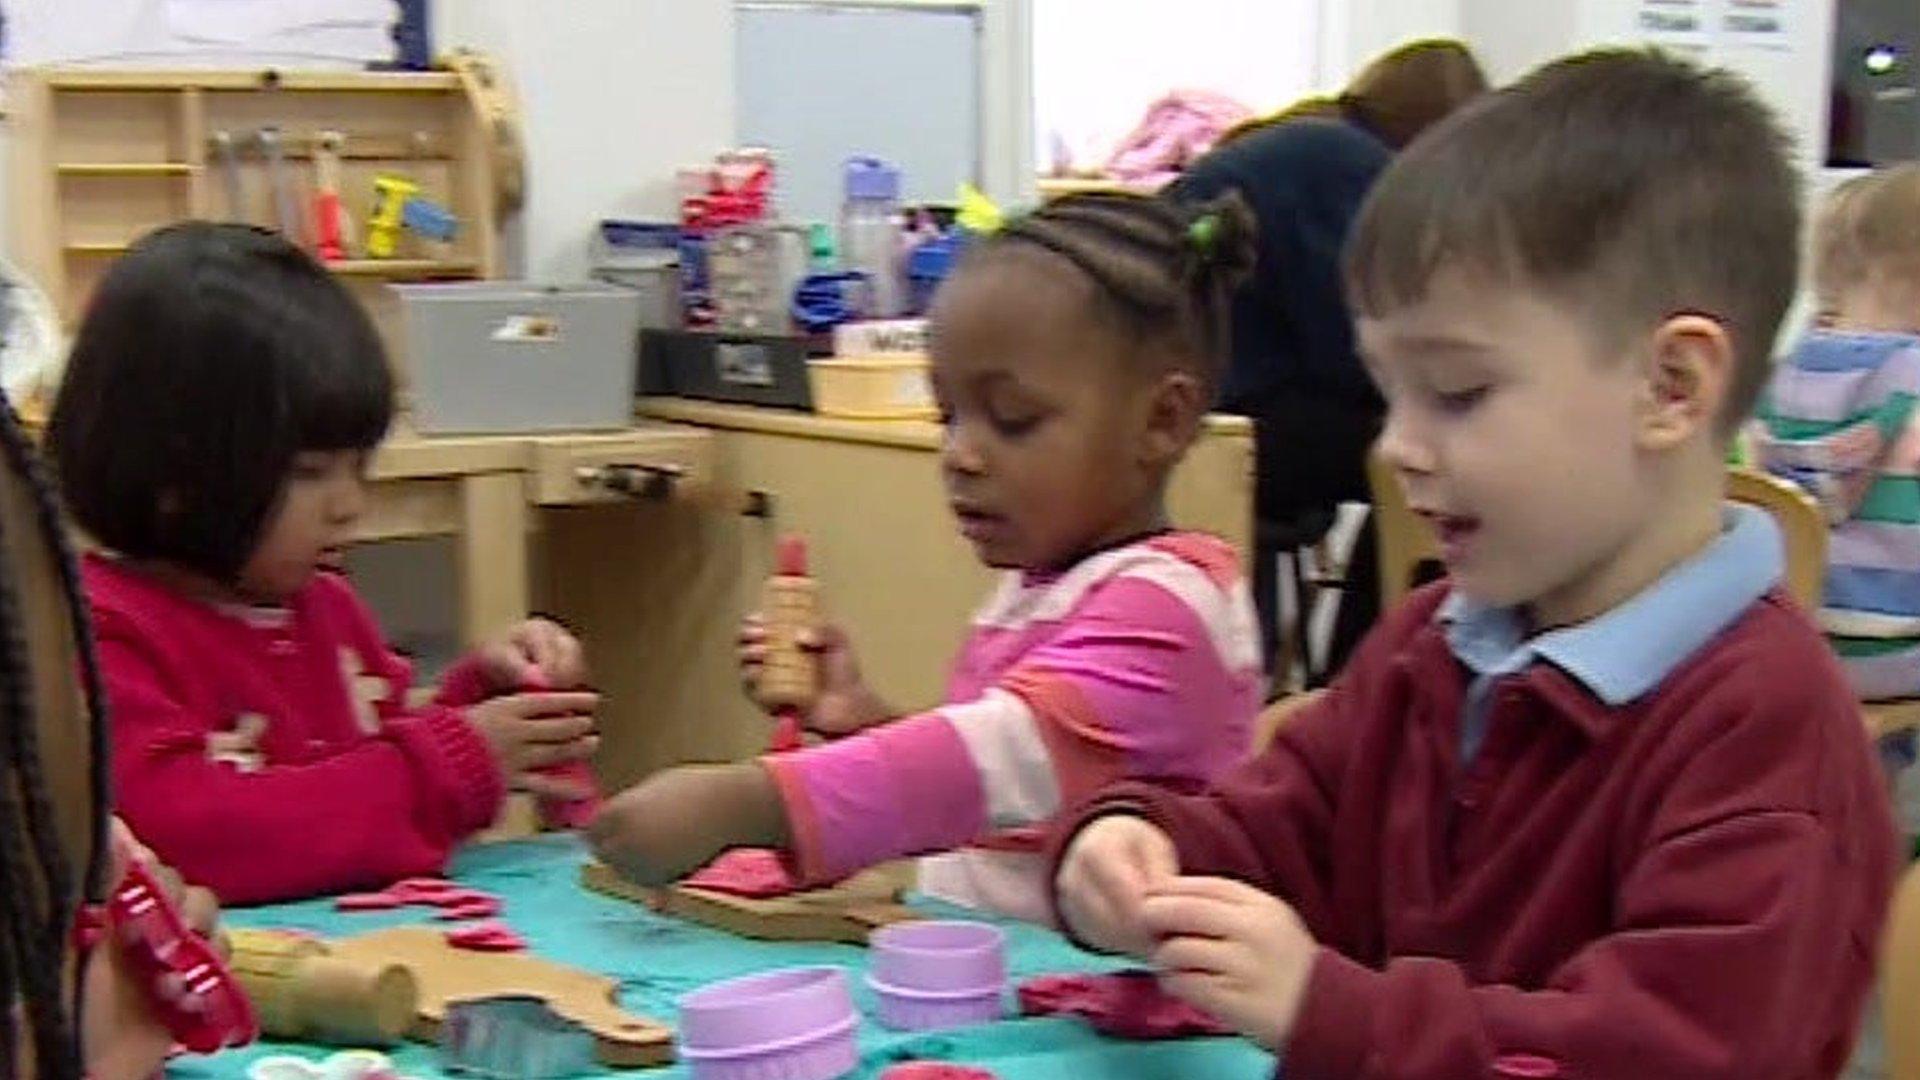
[367,175,420,259]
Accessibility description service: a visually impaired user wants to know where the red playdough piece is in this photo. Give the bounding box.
[422,887,497,909]
[683,848,801,898]
[433,897,504,921]
[1017,972,1230,1040]
[389,878,460,900]
[445,920,527,952]
[879,1066,1000,1080]
[517,670,605,828]
[335,892,406,912]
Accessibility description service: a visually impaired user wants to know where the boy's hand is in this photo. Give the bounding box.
[1138,876,1316,1052]
[477,617,588,691]
[737,614,890,736]
[1054,814,1179,957]
[589,762,789,885]
[466,691,600,799]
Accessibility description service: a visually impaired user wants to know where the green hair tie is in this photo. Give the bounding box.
[1189,214,1220,260]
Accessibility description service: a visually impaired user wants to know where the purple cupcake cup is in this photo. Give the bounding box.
[677,967,860,1080]
[866,921,1007,1031]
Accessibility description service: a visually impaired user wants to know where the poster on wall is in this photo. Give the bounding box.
[1636,0,1716,55]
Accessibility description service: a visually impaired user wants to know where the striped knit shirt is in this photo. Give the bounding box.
[762,531,1265,923]
[1758,329,1920,700]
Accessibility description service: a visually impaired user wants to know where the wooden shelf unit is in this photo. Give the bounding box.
[9,64,513,357]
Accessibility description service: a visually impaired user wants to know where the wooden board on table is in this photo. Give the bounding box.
[582,858,921,946]
[329,926,674,1069]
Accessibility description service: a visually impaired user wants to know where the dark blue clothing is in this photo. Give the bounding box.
[1166,118,1391,414]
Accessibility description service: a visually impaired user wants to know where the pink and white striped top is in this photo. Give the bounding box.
[762,531,1265,923]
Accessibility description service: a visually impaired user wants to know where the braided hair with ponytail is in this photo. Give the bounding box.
[0,387,110,1080]
[965,190,1257,395]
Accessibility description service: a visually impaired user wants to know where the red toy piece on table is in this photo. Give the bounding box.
[682,847,799,898]
[433,896,505,921]
[102,858,259,1053]
[334,891,406,912]
[879,1066,1000,1080]
[445,920,528,952]
[1017,971,1229,1040]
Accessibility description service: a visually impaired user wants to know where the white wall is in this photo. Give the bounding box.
[434,0,737,282]
[1324,0,1462,84]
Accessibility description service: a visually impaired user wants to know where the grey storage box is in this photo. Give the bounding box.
[394,282,641,435]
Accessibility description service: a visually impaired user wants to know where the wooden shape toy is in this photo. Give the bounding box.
[581,858,921,946]
[329,925,675,1069]
[227,928,417,1048]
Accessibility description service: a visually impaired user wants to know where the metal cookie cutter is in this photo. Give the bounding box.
[440,995,598,1078]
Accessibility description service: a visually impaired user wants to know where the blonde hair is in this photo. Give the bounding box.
[1819,165,1920,324]
[1810,172,1884,319]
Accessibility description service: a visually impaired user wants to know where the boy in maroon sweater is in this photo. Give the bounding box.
[1050,50,1899,1079]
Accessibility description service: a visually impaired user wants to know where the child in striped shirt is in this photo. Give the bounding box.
[592,192,1268,923]
[1759,166,1920,701]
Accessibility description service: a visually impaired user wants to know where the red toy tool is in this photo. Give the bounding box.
[99,856,259,1053]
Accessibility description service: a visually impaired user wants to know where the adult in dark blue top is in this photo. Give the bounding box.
[1167,39,1486,681]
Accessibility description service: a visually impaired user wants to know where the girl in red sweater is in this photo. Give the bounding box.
[45,223,602,904]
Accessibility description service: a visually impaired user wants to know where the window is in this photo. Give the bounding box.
[1032,0,1324,178]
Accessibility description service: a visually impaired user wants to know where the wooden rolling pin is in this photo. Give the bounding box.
[758,536,819,751]
[227,929,418,1046]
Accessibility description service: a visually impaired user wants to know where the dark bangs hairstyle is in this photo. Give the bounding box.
[48,222,393,581]
[1343,48,1802,433]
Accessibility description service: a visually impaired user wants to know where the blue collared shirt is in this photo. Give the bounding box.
[1440,506,1785,764]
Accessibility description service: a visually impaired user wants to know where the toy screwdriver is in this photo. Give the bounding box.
[759,536,820,753]
[312,130,347,262]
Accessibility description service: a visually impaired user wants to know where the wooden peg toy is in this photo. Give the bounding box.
[257,127,305,246]
[759,535,818,751]
[227,928,418,1048]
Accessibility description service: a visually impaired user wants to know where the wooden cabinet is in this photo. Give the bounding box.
[7,60,519,389]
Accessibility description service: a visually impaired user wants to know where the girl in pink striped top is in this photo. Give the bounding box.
[591,192,1268,922]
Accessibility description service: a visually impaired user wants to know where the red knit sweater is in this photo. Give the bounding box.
[85,555,506,904]
[1053,583,1897,1080]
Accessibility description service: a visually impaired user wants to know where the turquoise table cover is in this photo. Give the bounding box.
[171,836,1277,1080]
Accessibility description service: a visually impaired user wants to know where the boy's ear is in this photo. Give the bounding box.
[1637,313,1733,451]
[1141,370,1206,466]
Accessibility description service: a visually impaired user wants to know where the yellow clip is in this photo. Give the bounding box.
[367,175,420,259]
[956,183,1003,235]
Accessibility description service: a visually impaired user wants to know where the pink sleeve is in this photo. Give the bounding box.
[764,573,1258,885]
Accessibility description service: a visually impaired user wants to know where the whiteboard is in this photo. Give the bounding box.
[735,2,980,224]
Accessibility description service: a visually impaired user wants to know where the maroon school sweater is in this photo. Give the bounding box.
[1055,584,1897,1080]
